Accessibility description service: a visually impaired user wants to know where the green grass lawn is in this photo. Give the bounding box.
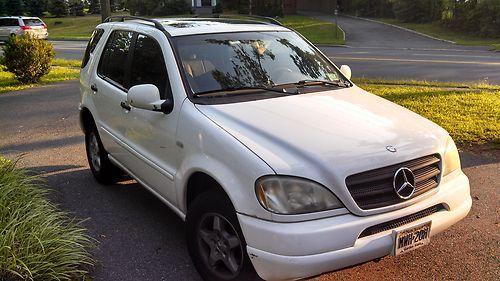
[278,15,344,45]
[0,59,80,94]
[374,18,500,50]
[355,79,500,146]
[44,15,103,40]
[43,14,344,44]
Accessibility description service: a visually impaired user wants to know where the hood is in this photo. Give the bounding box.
[195,86,448,195]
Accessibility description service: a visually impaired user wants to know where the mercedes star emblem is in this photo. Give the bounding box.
[386,145,397,153]
[393,167,416,199]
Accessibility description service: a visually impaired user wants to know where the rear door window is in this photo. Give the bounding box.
[82,28,105,68]
[130,34,170,99]
[97,30,134,89]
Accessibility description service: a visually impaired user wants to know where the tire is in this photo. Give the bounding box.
[85,124,122,184]
[186,191,262,281]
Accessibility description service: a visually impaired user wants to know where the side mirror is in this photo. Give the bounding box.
[127,84,173,114]
[340,65,352,80]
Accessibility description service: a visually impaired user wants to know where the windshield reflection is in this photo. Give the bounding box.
[174,31,344,94]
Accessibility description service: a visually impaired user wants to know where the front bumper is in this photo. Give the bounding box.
[238,171,471,281]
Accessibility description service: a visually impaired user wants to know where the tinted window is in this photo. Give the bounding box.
[0,19,19,26]
[98,30,133,88]
[82,28,104,68]
[130,34,170,99]
[23,19,44,26]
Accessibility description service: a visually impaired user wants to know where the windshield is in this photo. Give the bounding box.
[173,31,347,96]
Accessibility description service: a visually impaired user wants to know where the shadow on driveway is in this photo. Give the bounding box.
[41,165,201,281]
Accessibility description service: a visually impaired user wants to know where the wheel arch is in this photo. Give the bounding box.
[185,171,232,211]
[79,107,95,134]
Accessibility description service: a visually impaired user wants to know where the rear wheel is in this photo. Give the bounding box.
[186,191,262,281]
[85,124,121,184]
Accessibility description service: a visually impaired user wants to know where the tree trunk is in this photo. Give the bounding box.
[101,0,111,22]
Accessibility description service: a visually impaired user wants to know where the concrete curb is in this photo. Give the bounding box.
[338,24,346,41]
[49,38,89,42]
[315,44,350,48]
[341,14,456,44]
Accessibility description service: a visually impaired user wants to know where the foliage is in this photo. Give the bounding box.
[126,0,191,16]
[393,0,443,23]
[0,157,94,280]
[251,0,283,17]
[340,0,394,18]
[49,0,69,17]
[1,34,55,84]
[4,0,24,15]
[69,0,85,16]
[444,0,500,38]
[88,0,101,14]
[24,0,47,17]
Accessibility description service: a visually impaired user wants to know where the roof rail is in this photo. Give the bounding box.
[104,16,167,32]
[220,14,283,26]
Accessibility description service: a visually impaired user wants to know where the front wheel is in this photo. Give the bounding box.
[186,191,262,281]
[85,125,121,184]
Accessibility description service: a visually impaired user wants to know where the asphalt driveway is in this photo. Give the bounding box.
[302,13,500,84]
[0,81,498,280]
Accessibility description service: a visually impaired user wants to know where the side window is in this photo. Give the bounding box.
[0,19,6,26]
[130,34,170,99]
[82,28,104,68]
[9,19,20,26]
[97,30,133,88]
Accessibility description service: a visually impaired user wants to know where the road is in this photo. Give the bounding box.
[41,14,500,84]
[1,81,499,281]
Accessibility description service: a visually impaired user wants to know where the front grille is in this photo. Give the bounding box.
[345,154,441,210]
[358,204,445,238]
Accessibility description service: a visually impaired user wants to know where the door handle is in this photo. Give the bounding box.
[120,101,131,111]
[90,84,98,92]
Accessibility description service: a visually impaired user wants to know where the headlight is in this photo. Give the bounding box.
[442,137,461,177]
[255,176,344,215]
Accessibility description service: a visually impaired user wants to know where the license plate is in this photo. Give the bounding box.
[393,221,431,256]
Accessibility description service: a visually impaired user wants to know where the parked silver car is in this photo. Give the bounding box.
[0,16,48,41]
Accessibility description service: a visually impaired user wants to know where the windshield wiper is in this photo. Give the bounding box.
[277,79,350,88]
[193,86,290,97]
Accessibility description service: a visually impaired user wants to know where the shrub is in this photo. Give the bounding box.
[1,34,55,84]
[0,157,94,280]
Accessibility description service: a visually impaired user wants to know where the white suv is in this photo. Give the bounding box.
[79,16,471,281]
[0,16,48,41]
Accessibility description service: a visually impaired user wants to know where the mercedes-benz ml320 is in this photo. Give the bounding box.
[79,16,471,281]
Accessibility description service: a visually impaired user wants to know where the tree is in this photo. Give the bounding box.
[25,0,46,17]
[101,0,110,22]
[88,0,100,14]
[252,0,282,17]
[125,0,191,16]
[393,0,444,23]
[5,0,24,15]
[0,0,5,16]
[69,0,85,16]
[49,0,68,17]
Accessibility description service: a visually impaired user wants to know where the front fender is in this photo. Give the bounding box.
[175,101,274,221]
